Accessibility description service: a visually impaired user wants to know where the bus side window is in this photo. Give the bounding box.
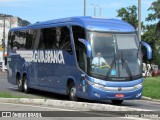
[38,30,45,49]
[9,30,36,50]
[13,31,25,50]
[32,29,41,49]
[25,30,35,49]
[59,26,72,54]
[72,26,87,72]
[9,32,15,50]
[39,28,56,49]
[39,26,73,54]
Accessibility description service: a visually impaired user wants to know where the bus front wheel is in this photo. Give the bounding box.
[23,76,30,93]
[111,100,123,105]
[68,83,78,101]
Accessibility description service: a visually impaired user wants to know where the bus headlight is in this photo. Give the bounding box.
[86,80,104,89]
[134,83,142,89]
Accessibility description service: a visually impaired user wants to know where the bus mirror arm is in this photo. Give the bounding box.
[141,41,152,60]
[78,38,92,58]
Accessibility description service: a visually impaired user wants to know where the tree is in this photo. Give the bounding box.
[117,5,138,29]
[142,24,160,65]
[145,0,160,66]
[146,0,160,39]
[142,24,156,43]
[146,0,160,21]
[155,21,160,39]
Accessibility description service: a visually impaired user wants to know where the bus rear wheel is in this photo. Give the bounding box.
[23,76,30,93]
[68,83,78,101]
[17,78,23,92]
[111,100,123,105]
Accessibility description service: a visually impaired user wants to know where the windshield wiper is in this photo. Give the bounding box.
[106,52,133,80]
[121,52,133,79]
[106,54,117,79]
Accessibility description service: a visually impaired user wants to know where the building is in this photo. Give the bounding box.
[0,16,20,46]
[0,16,20,70]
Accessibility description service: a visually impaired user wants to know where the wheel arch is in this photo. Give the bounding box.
[66,77,76,94]
[16,72,21,85]
[22,72,29,84]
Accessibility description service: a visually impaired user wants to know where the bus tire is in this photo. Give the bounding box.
[17,78,23,92]
[111,100,123,105]
[23,76,30,93]
[68,82,78,101]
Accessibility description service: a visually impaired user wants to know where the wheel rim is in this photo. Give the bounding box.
[70,88,76,99]
[24,78,28,91]
[69,84,77,101]
[18,79,22,88]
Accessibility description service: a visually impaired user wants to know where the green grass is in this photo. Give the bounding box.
[143,76,160,99]
[0,92,29,98]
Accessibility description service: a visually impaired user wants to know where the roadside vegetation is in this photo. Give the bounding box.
[0,92,29,98]
[143,76,160,99]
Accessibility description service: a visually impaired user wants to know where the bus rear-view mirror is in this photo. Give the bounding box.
[141,41,152,60]
[78,38,92,58]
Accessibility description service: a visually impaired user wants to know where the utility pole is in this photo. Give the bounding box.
[84,0,86,16]
[91,4,99,17]
[99,7,102,17]
[3,18,5,44]
[1,17,6,72]
[138,0,141,41]
[9,17,11,29]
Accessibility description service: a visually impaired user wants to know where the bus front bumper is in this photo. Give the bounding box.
[84,81,143,100]
[87,86,142,100]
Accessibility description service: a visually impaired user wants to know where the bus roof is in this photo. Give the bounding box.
[10,16,135,32]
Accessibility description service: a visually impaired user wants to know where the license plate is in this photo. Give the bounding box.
[115,94,124,98]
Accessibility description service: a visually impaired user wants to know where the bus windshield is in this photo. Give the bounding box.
[87,32,142,80]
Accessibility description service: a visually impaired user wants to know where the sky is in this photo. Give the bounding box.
[0,0,155,24]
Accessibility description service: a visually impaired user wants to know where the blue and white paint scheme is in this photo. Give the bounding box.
[7,16,152,104]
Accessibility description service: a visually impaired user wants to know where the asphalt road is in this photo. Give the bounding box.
[0,71,160,111]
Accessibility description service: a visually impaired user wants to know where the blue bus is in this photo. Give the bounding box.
[7,16,152,104]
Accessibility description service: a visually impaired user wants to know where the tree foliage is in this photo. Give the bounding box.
[142,24,160,65]
[144,0,160,66]
[117,5,138,29]
[146,0,160,21]
[116,5,144,30]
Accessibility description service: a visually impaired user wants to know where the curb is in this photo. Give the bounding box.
[142,96,160,103]
[0,98,148,111]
